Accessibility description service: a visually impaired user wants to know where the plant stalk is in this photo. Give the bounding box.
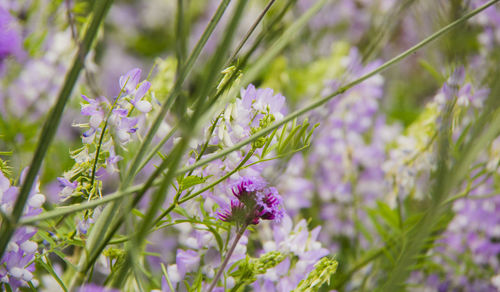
[208,224,248,292]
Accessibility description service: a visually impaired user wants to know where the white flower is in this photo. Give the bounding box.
[28,193,46,208]
[167,264,181,284]
[20,241,38,253]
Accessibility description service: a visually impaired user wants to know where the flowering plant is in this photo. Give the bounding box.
[2,0,500,291]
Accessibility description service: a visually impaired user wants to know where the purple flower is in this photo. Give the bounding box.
[57,177,78,198]
[176,249,200,279]
[79,68,151,145]
[118,68,152,113]
[119,68,142,94]
[240,84,287,122]
[0,8,23,69]
[256,187,283,221]
[253,215,329,290]
[80,95,107,144]
[0,171,45,289]
[217,176,285,225]
[81,95,106,128]
[437,66,489,108]
[77,217,95,235]
[130,81,152,113]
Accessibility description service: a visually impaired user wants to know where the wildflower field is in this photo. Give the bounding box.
[2,0,500,291]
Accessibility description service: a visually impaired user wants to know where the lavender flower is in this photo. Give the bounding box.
[56,177,78,199]
[253,215,329,291]
[129,79,152,113]
[79,68,151,145]
[164,227,248,290]
[119,68,142,94]
[175,249,200,281]
[0,171,45,290]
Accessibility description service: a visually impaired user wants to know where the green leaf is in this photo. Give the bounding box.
[132,208,145,218]
[418,59,446,83]
[36,255,68,292]
[173,205,191,218]
[191,268,204,292]
[53,249,78,271]
[178,175,209,192]
[375,202,400,231]
[37,230,56,247]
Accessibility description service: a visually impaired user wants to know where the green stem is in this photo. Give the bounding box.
[19,183,143,225]
[135,123,179,174]
[228,0,277,63]
[175,0,186,75]
[161,263,176,292]
[208,223,248,292]
[0,0,114,259]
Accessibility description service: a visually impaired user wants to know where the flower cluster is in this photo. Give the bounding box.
[217,177,284,226]
[81,68,152,144]
[253,215,329,291]
[0,171,45,290]
[58,67,152,197]
[1,29,78,122]
[190,83,287,212]
[164,226,248,290]
[301,47,397,250]
[51,68,152,237]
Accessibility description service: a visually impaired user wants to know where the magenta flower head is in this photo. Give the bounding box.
[217,177,285,225]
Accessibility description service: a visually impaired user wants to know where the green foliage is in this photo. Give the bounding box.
[230,251,287,291]
[294,256,338,292]
[0,157,12,177]
[150,57,177,101]
[176,175,210,192]
[261,42,351,105]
